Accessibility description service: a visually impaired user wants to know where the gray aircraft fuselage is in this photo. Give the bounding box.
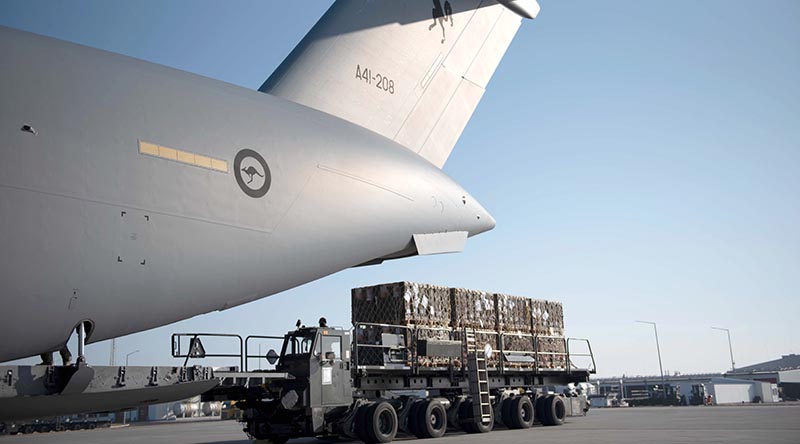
[0,26,495,363]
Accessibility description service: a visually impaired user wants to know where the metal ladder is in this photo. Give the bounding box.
[465,330,492,424]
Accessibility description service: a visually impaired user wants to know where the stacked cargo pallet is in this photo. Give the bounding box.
[531,299,565,337]
[450,288,499,367]
[352,282,452,367]
[530,299,567,369]
[495,294,535,368]
[351,281,451,326]
[352,282,567,370]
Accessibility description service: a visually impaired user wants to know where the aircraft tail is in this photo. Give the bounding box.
[260,0,539,168]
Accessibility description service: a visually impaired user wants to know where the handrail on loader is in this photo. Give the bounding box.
[172,333,287,372]
[171,333,244,370]
[566,337,596,374]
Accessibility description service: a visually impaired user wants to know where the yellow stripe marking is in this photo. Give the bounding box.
[158,146,178,160]
[194,154,212,169]
[139,141,159,156]
[138,140,228,173]
[211,159,228,172]
[176,150,195,164]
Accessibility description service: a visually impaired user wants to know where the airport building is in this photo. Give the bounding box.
[725,354,800,400]
[594,373,721,405]
[593,353,800,405]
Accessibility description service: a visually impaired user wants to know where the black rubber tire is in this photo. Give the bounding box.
[509,396,534,429]
[500,397,514,427]
[542,395,565,426]
[462,399,494,434]
[458,400,475,433]
[269,436,289,444]
[406,400,422,436]
[355,404,371,442]
[535,395,548,424]
[447,398,465,430]
[414,399,447,439]
[364,401,398,444]
[472,404,494,433]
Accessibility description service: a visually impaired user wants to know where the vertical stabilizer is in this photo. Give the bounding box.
[260,0,538,168]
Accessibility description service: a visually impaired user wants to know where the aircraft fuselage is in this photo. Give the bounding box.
[0,26,494,362]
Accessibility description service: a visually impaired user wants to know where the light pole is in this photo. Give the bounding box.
[126,350,140,366]
[711,327,735,372]
[109,338,116,366]
[122,350,140,425]
[636,320,666,400]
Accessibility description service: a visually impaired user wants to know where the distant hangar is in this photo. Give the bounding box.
[594,353,800,404]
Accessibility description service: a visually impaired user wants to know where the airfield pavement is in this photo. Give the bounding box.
[2,404,799,444]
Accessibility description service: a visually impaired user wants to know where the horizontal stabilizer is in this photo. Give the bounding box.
[413,231,468,255]
[260,0,537,168]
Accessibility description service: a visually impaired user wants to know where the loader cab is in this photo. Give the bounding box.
[277,328,317,377]
[277,327,353,408]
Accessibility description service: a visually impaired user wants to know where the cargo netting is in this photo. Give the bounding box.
[352,282,451,327]
[450,288,496,330]
[495,294,532,333]
[352,282,567,371]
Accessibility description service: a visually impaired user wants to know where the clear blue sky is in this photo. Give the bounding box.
[1,1,798,378]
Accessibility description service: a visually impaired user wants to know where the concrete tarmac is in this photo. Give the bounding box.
[2,404,799,444]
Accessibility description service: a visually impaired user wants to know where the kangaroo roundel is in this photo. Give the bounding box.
[234,149,271,198]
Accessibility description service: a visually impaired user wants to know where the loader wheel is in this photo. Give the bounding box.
[355,404,371,442]
[414,399,446,439]
[406,400,422,436]
[447,398,465,430]
[535,396,547,424]
[541,395,565,426]
[458,399,474,433]
[248,418,270,441]
[500,397,514,427]
[460,400,494,434]
[509,396,534,429]
[364,401,397,443]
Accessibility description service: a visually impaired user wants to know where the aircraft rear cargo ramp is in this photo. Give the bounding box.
[0,364,220,421]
